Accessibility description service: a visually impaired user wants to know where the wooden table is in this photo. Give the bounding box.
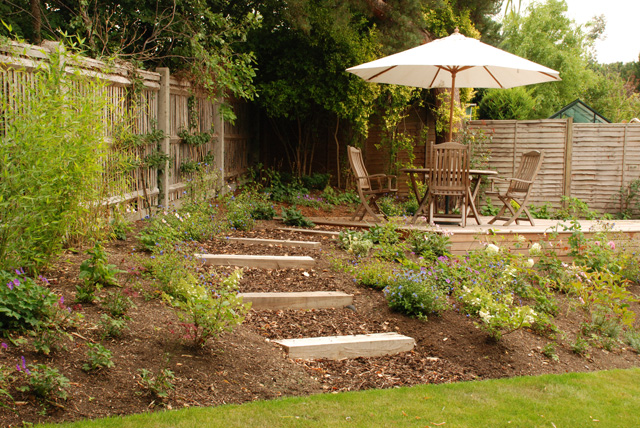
[401,167,498,225]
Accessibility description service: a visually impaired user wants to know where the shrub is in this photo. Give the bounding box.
[224,192,256,231]
[139,204,224,251]
[352,260,396,289]
[458,284,537,341]
[281,206,315,228]
[249,195,277,220]
[409,230,451,261]
[301,173,330,190]
[383,270,449,320]
[0,46,112,271]
[366,222,401,245]
[541,342,560,362]
[478,87,536,120]
[165,269,250,347]
[378,196,405,217]
[320,187,359,206]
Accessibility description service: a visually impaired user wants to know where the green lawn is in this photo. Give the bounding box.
[41,368,640,427]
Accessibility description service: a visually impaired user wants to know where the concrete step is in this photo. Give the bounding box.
[195,254,315,269]
[224,237,321,249]
[274,332,415,360]
[240,291,353,310]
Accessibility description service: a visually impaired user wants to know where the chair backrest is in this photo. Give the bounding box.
[347,146,371,190]
[509,150,544,194]
[429,142,470,195]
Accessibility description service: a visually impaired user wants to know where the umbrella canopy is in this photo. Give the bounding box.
[346,29,561,140]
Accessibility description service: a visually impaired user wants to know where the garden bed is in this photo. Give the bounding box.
[1,208,640,427]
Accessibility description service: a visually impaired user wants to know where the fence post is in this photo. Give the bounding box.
[562,117,573,207]
[213,100,226,192]
[156,67,171,206]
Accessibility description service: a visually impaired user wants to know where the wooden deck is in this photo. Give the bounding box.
[307,216,640,258]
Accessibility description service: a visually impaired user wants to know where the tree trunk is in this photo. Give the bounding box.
[334,117,341,188]
[30,0,41,44]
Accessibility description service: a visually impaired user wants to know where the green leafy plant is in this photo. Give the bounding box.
[320,186,359,206]
[624,328,640,353]
[83,343,114,372]
[366,222,401,245]
[554,196,600,220]
[458,284,537,341]
[98,314,128,340]
[352,260,397,289]
[178,129,212,147]
[79,241,123,288]
[165,269,250,347]
[409,230,451,261]
[109,211,132,241]
[102,290,136,318]
[18,363,69,403]
[224,193,257,231]
[571,335,590,357]
[541,342,560,362]
[338,230,374,257]
[33,327,69,355]
[281,206,315,228]
[0,270,61,331]
[138,365,175,399]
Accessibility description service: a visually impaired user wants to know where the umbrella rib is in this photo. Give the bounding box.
[429,68,443,87]
[540,71,561,80]
[483,66,503,89]
[367,66,397,81]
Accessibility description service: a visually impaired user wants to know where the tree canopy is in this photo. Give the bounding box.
[479,0,640,122]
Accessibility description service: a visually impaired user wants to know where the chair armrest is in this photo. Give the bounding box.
[370,174,397,191]
[487,176,508,192]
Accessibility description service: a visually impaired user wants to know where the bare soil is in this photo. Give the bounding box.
[2,205,640,426]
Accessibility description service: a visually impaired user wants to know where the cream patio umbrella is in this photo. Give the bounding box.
[346,29,561,141]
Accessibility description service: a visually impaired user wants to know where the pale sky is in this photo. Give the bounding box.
[503,0,640,64]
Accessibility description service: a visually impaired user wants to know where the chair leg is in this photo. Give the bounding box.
[461,196,467,228]
[488,203,508,224]
[503,197,535,226]
[363,195,384,223]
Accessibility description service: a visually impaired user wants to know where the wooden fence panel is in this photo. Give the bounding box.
[469,119,640,216]
[1,40,256,216]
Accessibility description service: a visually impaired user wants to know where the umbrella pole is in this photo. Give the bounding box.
[448,71,457,142]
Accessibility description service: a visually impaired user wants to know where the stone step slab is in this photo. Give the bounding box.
[224,237,321,249]
[240,291,353,310]
[274,332,415,360]
[195,254,315,269]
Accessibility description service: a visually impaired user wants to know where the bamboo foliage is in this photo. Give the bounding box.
[1,40,253,216]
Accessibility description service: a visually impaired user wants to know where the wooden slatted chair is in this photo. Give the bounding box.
[347,146,397,222]
[413,142,471,227]
[487,150,544,226]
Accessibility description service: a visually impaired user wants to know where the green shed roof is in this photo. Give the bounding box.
[549,99,610,123]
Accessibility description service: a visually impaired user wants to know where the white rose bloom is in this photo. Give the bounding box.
[486,243,500,253]
[479,310,493,322]
[529,243,542,255]
[526,258,535,268]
